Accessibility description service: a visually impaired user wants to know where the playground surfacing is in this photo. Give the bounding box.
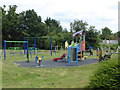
[13,59,99,68]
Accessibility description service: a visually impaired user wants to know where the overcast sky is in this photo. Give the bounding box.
[1,0,119,33]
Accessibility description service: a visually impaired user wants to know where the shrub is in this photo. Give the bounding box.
[88,59,120,89]
[110,44,118,51]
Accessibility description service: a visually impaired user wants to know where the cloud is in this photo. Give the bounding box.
[0,0,119,33]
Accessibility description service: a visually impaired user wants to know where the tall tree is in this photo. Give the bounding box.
[113,32,118,40]
[100,27,112,40]
[70,19,88,32]
[45,17,63,35]
[2,5,19,40]
[86,26,101,49]
[21,9,47,37]
[62,28,68,33]
[70,23,73,33]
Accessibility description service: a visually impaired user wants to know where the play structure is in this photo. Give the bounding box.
[4,40,29,61]
[67,30,86,66]
[24,36,52,55]
[53,30,86,66]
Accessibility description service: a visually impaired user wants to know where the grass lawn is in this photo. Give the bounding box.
[1,49,118,88]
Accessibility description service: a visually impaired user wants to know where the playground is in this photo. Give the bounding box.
[1,30,118,88]
[2,30,100,67]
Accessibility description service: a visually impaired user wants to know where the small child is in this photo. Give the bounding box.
[90,49,93,56]
[98,48,102,62]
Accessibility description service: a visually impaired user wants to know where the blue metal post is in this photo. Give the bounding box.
[76,47,78,66]
[26,41,29,62]
[34,37,36,54]
[24,37,27,54]
[67,47,71,66]
[4,40,6,60]
[50,36,52,56]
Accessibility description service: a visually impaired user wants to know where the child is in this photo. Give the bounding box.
[90,49,93,56]
[98,48,102,62]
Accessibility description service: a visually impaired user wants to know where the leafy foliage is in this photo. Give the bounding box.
[117,31,120,45]
[45,17,63,34]
[1,5,119,50]
[70,19,88,32]
[88,59,120,89]
[100,27,112,40]
[85,26,101,49]
[2,5,18,40]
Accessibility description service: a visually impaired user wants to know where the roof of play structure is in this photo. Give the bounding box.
[72,30,85,38]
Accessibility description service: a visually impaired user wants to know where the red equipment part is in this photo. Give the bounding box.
[53,53,67,61]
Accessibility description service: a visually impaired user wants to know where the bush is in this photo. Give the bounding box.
[88,59,120,89]
[110,44,118,51]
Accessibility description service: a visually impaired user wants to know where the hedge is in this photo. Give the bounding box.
[88,58,119,89]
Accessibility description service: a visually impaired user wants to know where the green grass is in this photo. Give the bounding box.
[3,50,67,61]
[1,50,118,88]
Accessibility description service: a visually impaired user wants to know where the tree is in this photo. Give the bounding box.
[45,17,63,35]
[70,19,88,32]
[2,5,48,41]
[117,31,120,45]
[70,23,73,33]
[20,9,46,37]
[62,28,68,33]
[113,32,118,40]
[86,26,101,49]
[100,27,112,40]
[52,33,73,48]
[2,5,19,41]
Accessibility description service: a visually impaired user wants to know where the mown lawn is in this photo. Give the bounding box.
[1,50,118,88]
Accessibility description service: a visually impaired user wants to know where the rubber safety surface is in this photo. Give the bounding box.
[13,59,99,68]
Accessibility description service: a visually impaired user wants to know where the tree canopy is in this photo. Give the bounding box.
[85,26,101,49]
[70,19,88,32]
[1,5,118,49]
[100,27,112,40]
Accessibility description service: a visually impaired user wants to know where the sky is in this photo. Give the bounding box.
[0,0,119,33]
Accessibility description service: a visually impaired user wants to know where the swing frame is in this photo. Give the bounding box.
[4,40,28,60]
[24,36,53,56]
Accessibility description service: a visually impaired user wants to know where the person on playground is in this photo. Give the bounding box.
[103,50,112,60]
[89,49,93,56]
[98,47,102,62]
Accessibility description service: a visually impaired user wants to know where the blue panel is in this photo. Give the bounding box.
[67,46,78,66]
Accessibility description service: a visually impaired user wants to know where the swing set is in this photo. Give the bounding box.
[8,42,22,55]
[4,40,29,60]
[24,36,53,55]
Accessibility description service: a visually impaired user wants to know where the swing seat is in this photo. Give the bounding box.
[10,52,15,55]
